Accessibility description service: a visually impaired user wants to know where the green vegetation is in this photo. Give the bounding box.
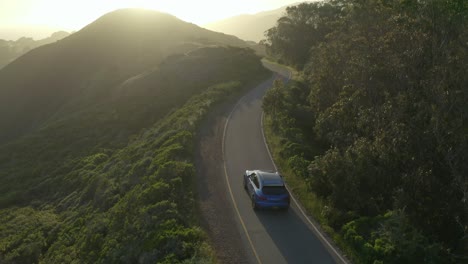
[0,13,268,262]
[0,9,269,263]
[0,44,269,262]
[262,1,467,263]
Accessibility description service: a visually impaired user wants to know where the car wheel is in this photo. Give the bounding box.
[243,178,247,190]
[251,196,258,210]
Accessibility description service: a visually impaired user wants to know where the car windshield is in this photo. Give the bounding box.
[262,186,287,195]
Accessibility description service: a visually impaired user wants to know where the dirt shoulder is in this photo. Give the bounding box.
[194,94,252,264]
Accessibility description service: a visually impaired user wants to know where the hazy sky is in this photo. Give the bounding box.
[1,0,300,40]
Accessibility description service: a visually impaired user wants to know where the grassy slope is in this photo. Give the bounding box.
[0,47,269,263]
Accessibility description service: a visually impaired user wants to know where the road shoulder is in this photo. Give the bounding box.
[194,96,253,264]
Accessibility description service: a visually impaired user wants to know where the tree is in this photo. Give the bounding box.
[262,78,285,124]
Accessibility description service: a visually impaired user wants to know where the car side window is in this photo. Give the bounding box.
[251,174,260,188]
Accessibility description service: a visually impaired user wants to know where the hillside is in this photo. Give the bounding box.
[0,8,270,263]
[0,31,70,69]
[204,3,302,42]
[0,8,249,144]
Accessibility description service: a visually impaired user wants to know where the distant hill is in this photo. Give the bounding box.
[0,31,70,69]
[204,3,304,42]
[0,8,251,144]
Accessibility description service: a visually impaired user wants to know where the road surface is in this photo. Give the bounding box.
[222,61,347,264]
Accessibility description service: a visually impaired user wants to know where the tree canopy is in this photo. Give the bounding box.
[263,0,467,262]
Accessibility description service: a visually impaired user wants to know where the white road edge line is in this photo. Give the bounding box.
[222,89,264,264]
[260,70,349,264]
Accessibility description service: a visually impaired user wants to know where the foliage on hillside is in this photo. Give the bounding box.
[0,47,269,263]
[262,0,467,263]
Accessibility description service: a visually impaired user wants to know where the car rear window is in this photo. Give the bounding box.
[262,186,287,195]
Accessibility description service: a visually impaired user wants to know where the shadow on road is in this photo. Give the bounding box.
[254,208,335,264]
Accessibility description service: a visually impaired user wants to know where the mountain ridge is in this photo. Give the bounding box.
[204,2,305,42]
[0,8,252,144]
[0,31,70,69]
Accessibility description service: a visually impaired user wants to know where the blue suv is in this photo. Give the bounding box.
[243,170,290,210]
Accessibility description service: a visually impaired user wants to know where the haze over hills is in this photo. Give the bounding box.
[0,31,70,69]
[0,8,251,144]
[204,2,303,42]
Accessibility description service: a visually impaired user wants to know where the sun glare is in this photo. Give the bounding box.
[118,0,253,25]
[19,0,245,30]
[1,0,298,39]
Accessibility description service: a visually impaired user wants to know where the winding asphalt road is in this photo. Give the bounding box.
[222,61,347,264]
